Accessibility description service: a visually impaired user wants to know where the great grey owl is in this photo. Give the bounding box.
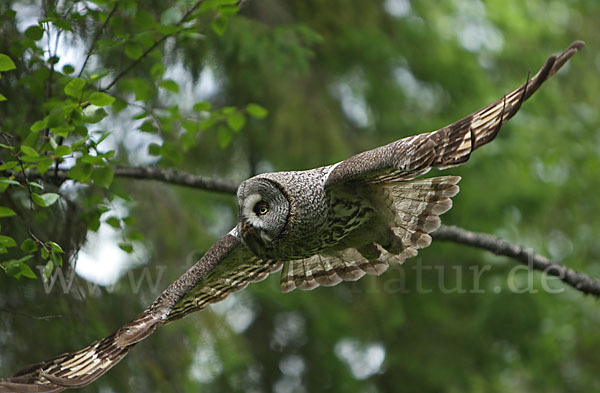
[0,41,583,392]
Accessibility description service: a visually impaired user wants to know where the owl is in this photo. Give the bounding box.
[0,41,583,392]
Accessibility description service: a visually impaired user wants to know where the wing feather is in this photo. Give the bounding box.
[0,231,273,393]
[324,41,584,187]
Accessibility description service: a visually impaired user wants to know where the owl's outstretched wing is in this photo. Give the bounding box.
[324,41,584,187]
[0,230,279,393]
[281,41,584,293]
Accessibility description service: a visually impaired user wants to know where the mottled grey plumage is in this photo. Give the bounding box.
[0,41,584,393]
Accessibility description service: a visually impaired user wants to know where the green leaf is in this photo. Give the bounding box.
[118,242,133,253]
[217,4,240,16]
[41,247,49,260]
[92,166,114,188]
[31,192,60,207]
[105,217,121,228]
[211,15,229,36]
[0,179,20,186]
[48,241,63,253]
[148,143,161,156]
[27,182,43,190]
[0,235,16,248]
[158,79,179,93]
[50,125,75,138]
[156,24,181,35]
[30,119,47,133]
[158,142,183,166]
[0,206,16,217]
[132,8,153,24]
[0,94,6,102]
[3,256,37,279]
[0,161,17,170]
[67,162,93,182]
[121,78,153,101]
[217,125,233,148]
[62,64,75,74]
[64,77,86,98]
[52,18,72,31]
[51,251,62,268]
[0,54,16,71]
[54,145,72,157]
[80,155,103,165]
[247,103,269,119]
[221,106,236,115]
[198,0,238,14]
[21,155,41,163]
[112,98,128,113]
[160,7,183,25]
[20,238,38,253]
[19,262,37,279]
[37,158,53,175]
[124,42,143,60]
[139,120,157,133]
[193,101,211,112]
[150,62,166,78]
[227,112,246,132]
[82,107,108,124]
[0,179,19,192]
[25,25,44,40]
[20,145,39,156]
[43,260,54,281]
[89,92,115,107]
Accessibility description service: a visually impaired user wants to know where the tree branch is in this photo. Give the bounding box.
[432,225,600,297]
[13,165,239,195]
[13,165,600,297]
[110,165,239,194]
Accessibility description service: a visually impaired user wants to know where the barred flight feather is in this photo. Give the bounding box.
[280,176,460,292]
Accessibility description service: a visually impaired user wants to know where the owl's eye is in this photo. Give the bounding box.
[254,202,269,216]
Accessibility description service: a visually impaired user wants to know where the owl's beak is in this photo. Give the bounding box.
[240,221,262,255]
[241,221,252,235]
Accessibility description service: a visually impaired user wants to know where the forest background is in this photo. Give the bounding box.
[0,0,599,392]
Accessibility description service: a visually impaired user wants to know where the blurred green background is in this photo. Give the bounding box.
[1,0,599,392]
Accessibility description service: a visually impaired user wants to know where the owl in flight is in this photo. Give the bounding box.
[0,41,583,392]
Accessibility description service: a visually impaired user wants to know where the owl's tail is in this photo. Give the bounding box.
[280,176,460,292]
[370,175,461,262]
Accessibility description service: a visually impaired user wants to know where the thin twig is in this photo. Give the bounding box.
[432,225,600,297]
[78,1,121,78]
[102,0,206,91]
[15,154,34,209]
[0,307,63,321]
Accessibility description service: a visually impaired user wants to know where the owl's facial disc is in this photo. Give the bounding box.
[236,178,289,254]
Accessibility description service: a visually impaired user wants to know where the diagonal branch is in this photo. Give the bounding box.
[432,225,600,297]
[78,0,121,78]
[102,0,206,91]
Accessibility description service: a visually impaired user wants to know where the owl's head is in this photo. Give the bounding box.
[236,177,290,255]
